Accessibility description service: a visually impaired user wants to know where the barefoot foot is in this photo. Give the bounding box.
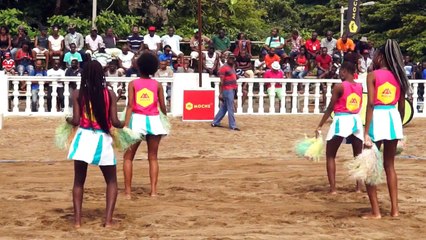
[361,213,382,219]
[104,220,119,228]
[391,211,400,217]
[329,190,337,195]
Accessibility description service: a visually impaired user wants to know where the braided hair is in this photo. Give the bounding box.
[377,39,411,94]
[79,60,110,134]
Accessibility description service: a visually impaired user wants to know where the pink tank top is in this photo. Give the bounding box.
[373,69,401,105]
[334,81,363,114]
[80,88,111,130]
[132,78,159,116]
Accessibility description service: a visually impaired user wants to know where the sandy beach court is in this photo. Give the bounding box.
[0,116,425,239]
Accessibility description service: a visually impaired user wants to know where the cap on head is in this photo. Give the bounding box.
[271,61,281,70]
[4,52,10,57]
[91,27,98,31]
[228,53,236,59]
[360,37,368,43]
[193,29,199,33]
[148,26,156,31]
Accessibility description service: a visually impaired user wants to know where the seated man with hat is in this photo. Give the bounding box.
[265,61,285,100]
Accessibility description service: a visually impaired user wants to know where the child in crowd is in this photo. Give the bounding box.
[362,39,410,219]
[281,56,291,78]
[315,62,364,194]
[254,54,266,78]
[66,60,123,228]
[2,52,15,75]
[123,52,168,199]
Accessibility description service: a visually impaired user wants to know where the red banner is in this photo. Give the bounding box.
[183,90,215,121]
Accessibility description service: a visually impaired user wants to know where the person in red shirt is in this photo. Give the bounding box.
[305,32,321,60]
[211,54,240,131]
[292,46,309,79]
[264,48,281,69]
[316,47,332,77]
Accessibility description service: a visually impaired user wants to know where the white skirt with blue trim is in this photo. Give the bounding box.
[326,113,364,143]
[67,128,116,166]
[130,113,169,136]
[369,105,403,142]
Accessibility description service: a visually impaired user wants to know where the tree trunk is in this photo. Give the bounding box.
[54,0,62,14]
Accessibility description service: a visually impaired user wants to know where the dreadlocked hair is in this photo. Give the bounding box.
[79,60,111,134]
[379,39,411,95]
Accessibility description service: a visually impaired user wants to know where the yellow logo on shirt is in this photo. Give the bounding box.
[346,93,361,111]
[136,88,154,107]
[377,82,396,104]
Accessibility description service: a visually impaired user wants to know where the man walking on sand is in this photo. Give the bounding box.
[211,54,240,131]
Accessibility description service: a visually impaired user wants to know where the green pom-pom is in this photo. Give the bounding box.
[160,111,171,134]
[295,135,316,157]
[305,137,324,162]
[112,127,144,151]
[54,122,74,150]
[346,145,384,185]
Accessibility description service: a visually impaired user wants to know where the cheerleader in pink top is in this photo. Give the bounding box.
[123,52,168,198]
[316,62,364,194]
[362,39,411,219]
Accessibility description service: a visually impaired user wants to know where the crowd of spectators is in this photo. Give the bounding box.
[1,24,425,112]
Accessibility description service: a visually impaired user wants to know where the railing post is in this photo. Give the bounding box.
[314,82,321,114]
[63,82,70,114]
[291,82,298,113]
[303,82,310,113]
[268,83,275,113]
[280,80,286,113]
[247,82,254,114]
[0,71,8,128]
[412,82,419,116]
[12,80,19,112]
[237,81,243,113]
[326,82,332,107]
[38,81,46,113]
[51,81,58,113]
[258,82,264,113]
[25,81,31,113]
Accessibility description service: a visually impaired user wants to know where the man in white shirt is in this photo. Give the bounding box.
[143,26,161,54]
[117,44,135,76]
[161,27,184,64]
[46,59,66,112]
[320,31,337,57]
[85,27,103,55]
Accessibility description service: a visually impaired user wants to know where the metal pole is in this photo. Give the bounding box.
[92,0,97,28]
[340,6,345,37]
[197,0,203,87]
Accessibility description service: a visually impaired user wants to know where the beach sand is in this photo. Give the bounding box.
[0,116,425,239]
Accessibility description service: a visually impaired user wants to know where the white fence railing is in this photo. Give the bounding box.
[0,71,425,117]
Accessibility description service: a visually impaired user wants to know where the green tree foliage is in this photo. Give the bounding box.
[165,0,268,40]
